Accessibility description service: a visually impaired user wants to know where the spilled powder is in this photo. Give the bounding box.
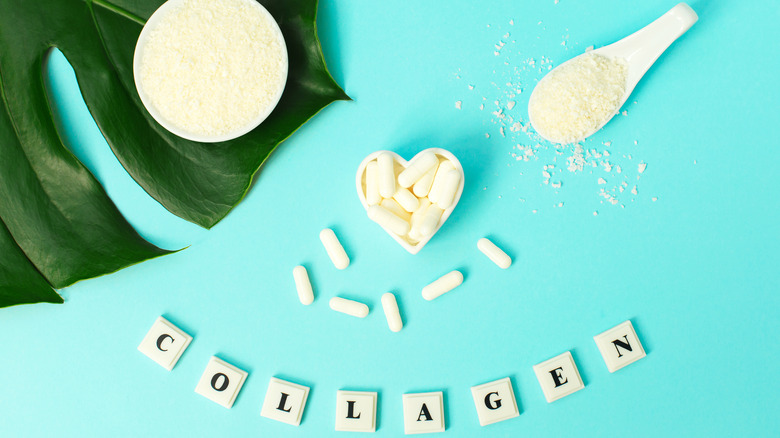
[452,17,669,214]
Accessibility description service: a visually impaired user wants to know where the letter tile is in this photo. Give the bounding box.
[194,356,248,408]
[403,392,445,434]
[260,377,310,426]
[470,377,519,426]
[335,390,377,432]
[137,316,192,371]
[532,351,584,403]
[593,320,646,373]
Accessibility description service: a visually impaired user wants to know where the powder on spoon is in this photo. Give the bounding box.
[528,52,627,144]
[137,0,287,138]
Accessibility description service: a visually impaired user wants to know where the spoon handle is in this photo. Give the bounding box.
[596,3,698,90]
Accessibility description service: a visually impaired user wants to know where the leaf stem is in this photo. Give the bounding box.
[89,0,146,26]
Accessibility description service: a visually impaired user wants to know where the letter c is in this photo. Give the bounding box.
[156,334,174,351]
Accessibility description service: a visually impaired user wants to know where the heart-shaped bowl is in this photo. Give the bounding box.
[356,148,465,254]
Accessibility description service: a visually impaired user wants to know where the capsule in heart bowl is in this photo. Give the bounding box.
[356,149,465,254]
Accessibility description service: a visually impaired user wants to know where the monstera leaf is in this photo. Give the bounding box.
[0,0,348,307]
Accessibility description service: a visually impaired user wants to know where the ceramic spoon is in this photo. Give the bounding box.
[529,3,698,143]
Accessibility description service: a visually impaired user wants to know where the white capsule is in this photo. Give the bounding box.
[365,161,380,206]
[292,265,314,305]
[427,160,455,204]
[381,293,403,332]
[367,205,411,236]
[419,204,444,237]
[393,187,419,213]
[319,228,349,270]
[408,198,430,242]
[433,169,462,209]
[398,152,438,188]
[377,152,396,198]
[413,161,439,197]
[477,238,512,269]
[329,297,369,318]
[422,270,464,301]
[410,198,431,227]
[380,198,411,222]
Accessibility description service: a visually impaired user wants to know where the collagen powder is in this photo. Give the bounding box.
[137,0,287,139]
[528,52,627,144]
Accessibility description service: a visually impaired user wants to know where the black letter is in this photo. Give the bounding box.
[276,392,292,412]
[156,334,174,351]
[346,400,361,419]
[211,373,229,391]
[417,403,433,421]
[484,392,502,410]
[549,367,568,387]
[612,335,633,358]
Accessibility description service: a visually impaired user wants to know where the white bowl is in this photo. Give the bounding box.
[133,0,288,143]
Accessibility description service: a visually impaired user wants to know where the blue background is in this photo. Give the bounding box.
[2,0,779,436]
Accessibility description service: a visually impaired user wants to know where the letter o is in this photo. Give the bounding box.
[211,373,229,392]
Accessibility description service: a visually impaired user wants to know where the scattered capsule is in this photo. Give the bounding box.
[292,265,314,305]
[477,238,512,269]
[422,270,464,301]
[320,228,349,270]
[329,297,369,318]
[381,293,403,332]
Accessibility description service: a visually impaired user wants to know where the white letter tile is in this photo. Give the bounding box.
[470,377,519,426]
[260,377,310,426]
[137,316,192,371]
[335,390,377,432]
[533,351,584,403]
[194,356,248,408]
[593,320,646,373]
[403,392,445,434]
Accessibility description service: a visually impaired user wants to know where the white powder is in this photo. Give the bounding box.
[138,0,286,138]
[456,20,656,213]
[528,53,627,144]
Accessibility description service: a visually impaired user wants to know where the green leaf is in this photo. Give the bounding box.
[0,0,346,306]
[28,0,347,229]
[0,53,171,292]
[0,218,63,308]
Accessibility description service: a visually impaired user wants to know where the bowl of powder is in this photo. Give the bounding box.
[133,0,288,143]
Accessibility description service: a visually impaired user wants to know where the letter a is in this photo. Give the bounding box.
[417,403,433,422]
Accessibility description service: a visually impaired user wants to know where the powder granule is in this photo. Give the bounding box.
[528,53,627,144]
[138,0,286,138]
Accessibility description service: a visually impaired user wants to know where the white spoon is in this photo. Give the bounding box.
[528,3,698,144]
